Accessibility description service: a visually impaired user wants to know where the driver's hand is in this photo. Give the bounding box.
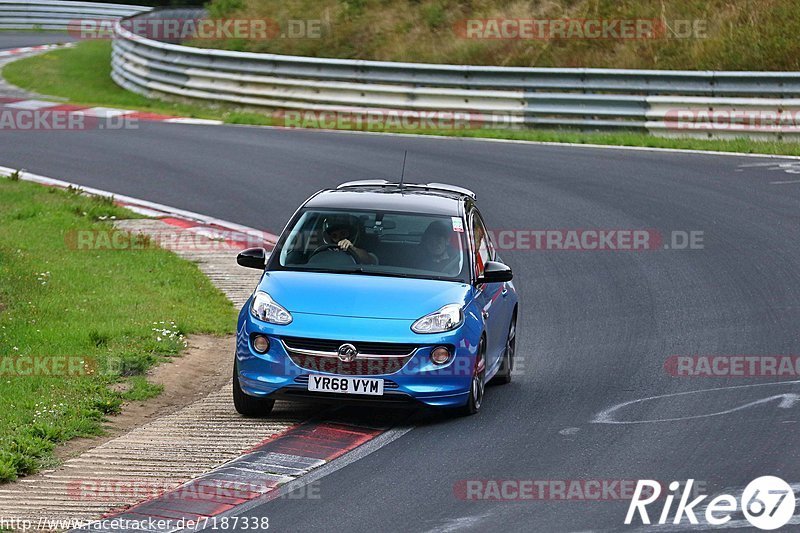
[337,239,353,251]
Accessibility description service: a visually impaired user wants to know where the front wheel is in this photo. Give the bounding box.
[233,359,275,417]
[457,338,486,416]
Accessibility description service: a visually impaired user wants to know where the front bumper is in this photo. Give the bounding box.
[235,304,481,408]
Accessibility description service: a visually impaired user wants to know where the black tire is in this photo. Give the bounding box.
[233,359,275,417]
[491,311,517,385]
[456,337,486,416]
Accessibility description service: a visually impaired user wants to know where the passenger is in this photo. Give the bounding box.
[418,221,455,272]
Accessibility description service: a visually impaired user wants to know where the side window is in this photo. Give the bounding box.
[471,211,492,278]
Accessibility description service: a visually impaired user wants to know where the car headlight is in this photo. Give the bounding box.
[411,304,463,334]
[250,291,292,325]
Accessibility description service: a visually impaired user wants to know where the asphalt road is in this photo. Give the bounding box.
[1,33,799,530]
[2,121,799,531]
[0,31,75,50]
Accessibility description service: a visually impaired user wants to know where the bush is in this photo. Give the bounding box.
[197,0,800,70]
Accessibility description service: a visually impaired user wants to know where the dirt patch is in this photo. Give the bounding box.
[54,334,233,462]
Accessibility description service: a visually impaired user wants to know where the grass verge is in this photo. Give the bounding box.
[2,41,272,125]
[0,176,236,482]
[402,128,800,157]
[5,40,800,157]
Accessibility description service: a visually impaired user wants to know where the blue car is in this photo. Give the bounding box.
[233,180,518,416]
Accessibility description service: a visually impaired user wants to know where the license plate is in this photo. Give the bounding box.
[307,374,384,396]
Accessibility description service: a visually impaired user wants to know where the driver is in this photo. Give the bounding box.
[322,215,376,264]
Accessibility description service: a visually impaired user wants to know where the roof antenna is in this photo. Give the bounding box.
[399,150,408,190]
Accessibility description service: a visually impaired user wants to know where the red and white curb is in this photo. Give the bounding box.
[0,97,223,126]
[73,420,389,532]
[0,166,277,250]
[0,43,221,125]
[0,43,74,58]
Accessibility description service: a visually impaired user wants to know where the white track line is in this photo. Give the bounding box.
[225,123,800,160]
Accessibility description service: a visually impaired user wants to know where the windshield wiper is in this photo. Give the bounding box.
[355,270,459,281]
[286,266,363,275]
[353,270,413,279]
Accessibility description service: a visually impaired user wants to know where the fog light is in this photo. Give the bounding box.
[252,335,270,354]
[430,346,451,365]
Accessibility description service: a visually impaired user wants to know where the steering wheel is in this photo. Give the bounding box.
[308,243,361,264]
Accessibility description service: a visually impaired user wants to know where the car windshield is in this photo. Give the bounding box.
[272,209,468,282]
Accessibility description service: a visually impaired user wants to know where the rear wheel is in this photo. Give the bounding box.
[233,359,275,417]
[491,311,516,385]
[457,337,486,416]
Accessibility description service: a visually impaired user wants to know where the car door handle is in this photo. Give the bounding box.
[482,310,489,319]
[501,286,508,297]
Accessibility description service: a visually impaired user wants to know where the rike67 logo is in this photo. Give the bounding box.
[625,477,796,530]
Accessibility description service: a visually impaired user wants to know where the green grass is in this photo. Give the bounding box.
[0,176,236,482]
[401,128,800,157]
[2,40,272,125]
[0,28,56,33]
[6,40,800,156]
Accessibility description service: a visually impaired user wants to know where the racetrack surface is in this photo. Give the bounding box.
[2,34,799,530]
[2,122,799,531]
[0,31,76,50]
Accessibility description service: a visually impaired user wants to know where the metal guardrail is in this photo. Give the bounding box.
[0,0,149,31]
[0,6,757,139]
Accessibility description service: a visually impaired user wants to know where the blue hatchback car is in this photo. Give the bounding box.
[234,180,518,416]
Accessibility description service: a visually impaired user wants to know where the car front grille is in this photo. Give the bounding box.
[282,337,418,356]
[281,336,417,376]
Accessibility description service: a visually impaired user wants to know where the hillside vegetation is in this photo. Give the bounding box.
[197,0,799,70]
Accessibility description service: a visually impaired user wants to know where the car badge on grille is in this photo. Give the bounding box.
[337,343,359,362]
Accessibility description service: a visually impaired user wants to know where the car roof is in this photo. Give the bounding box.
[304,181,475,216]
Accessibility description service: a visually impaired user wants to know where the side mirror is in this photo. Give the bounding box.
[237,247,267,270]
[476,261,513,284]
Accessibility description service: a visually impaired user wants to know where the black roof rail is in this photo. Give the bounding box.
[336,180,476,200]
